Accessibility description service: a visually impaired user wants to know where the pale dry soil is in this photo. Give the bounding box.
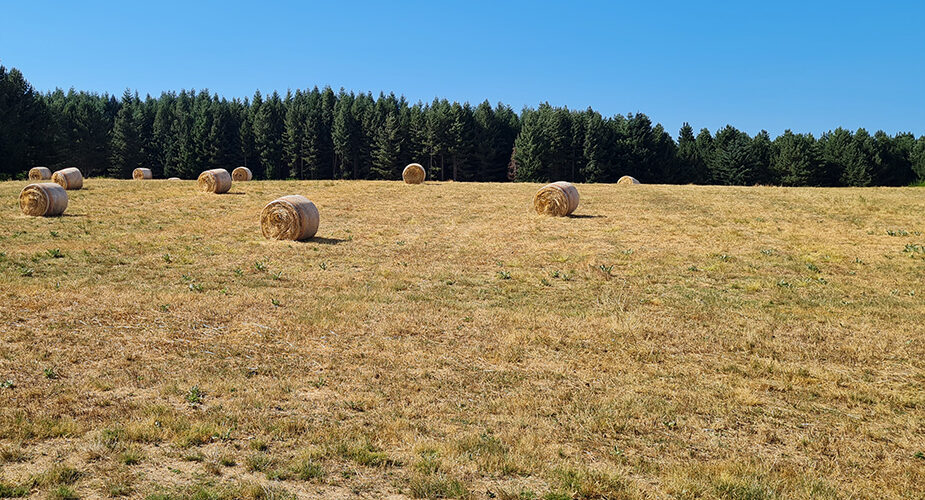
[0,179,923,499]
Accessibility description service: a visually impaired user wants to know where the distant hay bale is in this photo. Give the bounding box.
[52,167,83,190]
[168,177,181,181]
[232,167,253,182]
[133,168,152,180]
[197,169,232,193]
[29,167,52,181]
[20,183,68,217]
[617,175,640,185]
[533,181,579,217]
[260,195,319,241]
[402,163,426,184]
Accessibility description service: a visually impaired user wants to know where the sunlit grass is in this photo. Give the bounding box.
[0,179,922,498]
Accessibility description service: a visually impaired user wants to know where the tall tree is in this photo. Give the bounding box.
[109,90,143,178]
[253,91,285,179]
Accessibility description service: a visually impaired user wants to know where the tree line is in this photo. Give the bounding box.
[2,64,924,186]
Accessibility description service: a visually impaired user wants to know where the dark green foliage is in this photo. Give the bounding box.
[0,63,922,185]
[772,130,822,186]
[711,125,759,185]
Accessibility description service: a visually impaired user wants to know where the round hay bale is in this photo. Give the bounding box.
[617,175,640,185]
[402,163,426,184]
[197,169,232,194]
[20,183,68,217]
[29,167,52,181]
[52,167,83,190]
[168,177,181,181]
[133,168,153,180]
[533,181,579,217]
[232,167,253,182]
[260,195,319,241]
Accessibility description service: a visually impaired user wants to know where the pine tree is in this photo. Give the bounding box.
[694,128,714,184]
[109,90,143,178]
[749,130,772,184]
[711,126,756,185]
[0,66,50,178]
[253,91,285,179]
[425,99,452,181]
[839,129,874,187]
[283,89,305,178]
[912,136,925,184]
[333,91,359,179]
[513,106,551,181]
[448,102,477,181]
[208,98,242,170]
[820,128,855,186]
[371,112,403,179]
[675,123,702,184]
[772,131,822,186]
[582,110,611,183]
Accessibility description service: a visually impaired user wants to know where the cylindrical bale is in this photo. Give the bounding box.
[617,175,640,185]
[52,167,83,190]
[533,181,580,217]
[20,183,68,217]
[402,163,426,184]
[29,167,52,181]
[133,168,153,180]
[168,177,181,181]
[260,195,319,241]
[232,167,253,182]
[197,169,232,193]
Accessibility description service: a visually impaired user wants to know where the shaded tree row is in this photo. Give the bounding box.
[2,64,924,186]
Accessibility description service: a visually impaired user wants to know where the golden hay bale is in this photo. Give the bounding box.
[232,167,253,182]
[29,167,52,181]
[197,169,232,193]
[133,168,152,180]
[20,183,68,217]
[617,175,640,185]
[52,167,83,190]
[533,181,579,217]
[402,163,426,184]
[260,195,320,241]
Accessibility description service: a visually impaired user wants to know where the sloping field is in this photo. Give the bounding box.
[0,179,922,499]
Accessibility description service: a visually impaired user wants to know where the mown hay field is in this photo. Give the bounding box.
[0,179,923,499]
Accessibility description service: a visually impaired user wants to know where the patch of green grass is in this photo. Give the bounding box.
[0,482,29,498]
[185,386,204,405]
[714,477,777,500]
[47,486,78,500]
[551,468,632,500]
[175,423,216,448]
[107,481,133,497]
[337,440,396,467]
[408,472,470,499]
[290,458,324,482]
[245,453,274,472]
[119,447,144,465]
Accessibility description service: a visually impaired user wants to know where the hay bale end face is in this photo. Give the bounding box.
[232,167,253,182]
[20,183,68,217]
[533,181,579,217]
[402,163,426,184]
[133,168,153,180]
[52,167,83,190]
[617,175,640,185]
[29,167,52,181]
[260,195,319,241]
[197,169,232,193]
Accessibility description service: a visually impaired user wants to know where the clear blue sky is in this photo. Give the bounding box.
[2,1,923,137]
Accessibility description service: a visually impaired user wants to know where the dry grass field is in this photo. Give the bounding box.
[0,179,923,499]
